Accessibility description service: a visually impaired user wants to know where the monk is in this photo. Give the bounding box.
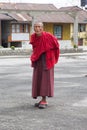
[30,22,60,109]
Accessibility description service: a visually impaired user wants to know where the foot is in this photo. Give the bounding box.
[38,101,48,109]
[34,101,41,107]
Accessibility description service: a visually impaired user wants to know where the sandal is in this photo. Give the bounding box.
[38,101,48,109]
[34,101,41,107]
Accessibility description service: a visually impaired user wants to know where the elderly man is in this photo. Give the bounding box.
[30,22,60,109]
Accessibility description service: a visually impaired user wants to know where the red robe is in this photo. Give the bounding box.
[30,31,60,69]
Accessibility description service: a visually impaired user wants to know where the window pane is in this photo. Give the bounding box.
[79,24,86,32]
[25,24,28,33]
[12,24,15,33]
[16,24,20,33]
[54,25,62,39]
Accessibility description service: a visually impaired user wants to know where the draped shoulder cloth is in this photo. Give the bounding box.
[30,32,60,69]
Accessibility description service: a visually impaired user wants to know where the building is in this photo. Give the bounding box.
[0,3,87,49]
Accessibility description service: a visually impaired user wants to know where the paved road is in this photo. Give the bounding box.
[0,54,87,130]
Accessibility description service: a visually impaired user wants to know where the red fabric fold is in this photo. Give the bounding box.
[30,31,60,69]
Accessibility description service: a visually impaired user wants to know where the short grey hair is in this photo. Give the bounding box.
[34,21,43,27]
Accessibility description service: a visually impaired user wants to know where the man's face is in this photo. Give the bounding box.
[34,23,43,35]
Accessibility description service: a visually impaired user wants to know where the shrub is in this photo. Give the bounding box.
[0,46,3,48]
[73,44,78,48]
[11,46,15,50]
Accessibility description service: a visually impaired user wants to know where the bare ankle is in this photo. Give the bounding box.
[41,96,46,102]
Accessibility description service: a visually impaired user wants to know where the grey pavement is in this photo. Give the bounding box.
[0,53,87,130]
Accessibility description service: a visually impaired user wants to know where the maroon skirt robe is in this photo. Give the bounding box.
[32,53,54,99]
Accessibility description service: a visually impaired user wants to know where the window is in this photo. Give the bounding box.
[54,25,62,39]
[12,24,20,33]
[78,24,86,32]
[12,24,29,33]
[21,24,29,33]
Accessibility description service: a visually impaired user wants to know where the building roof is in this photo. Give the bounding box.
[0,3,58,22]
[36,12,74,23]
[59,6,82,12]
[78,10,87,23]
[0,13,13,20]
[58,6,87,23]
[8,12,32,22]
[0,4,87,24]
[0,3,58,11]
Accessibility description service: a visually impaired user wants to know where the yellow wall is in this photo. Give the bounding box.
[44,23,71,40]
[62,24,70,40]
[44,23,53,34]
